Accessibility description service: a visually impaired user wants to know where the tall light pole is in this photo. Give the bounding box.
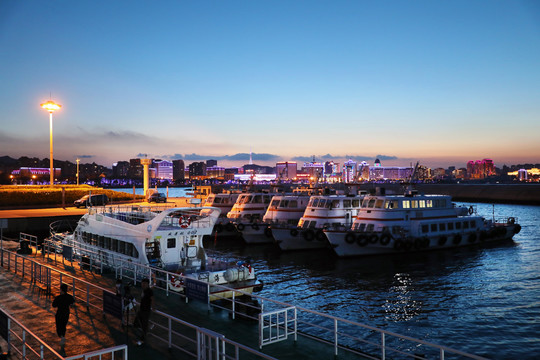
[40,100,62,186]
[76,158,80,186]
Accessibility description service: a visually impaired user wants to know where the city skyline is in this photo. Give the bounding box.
[1,1,539,169]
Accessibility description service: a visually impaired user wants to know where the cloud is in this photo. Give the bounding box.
[374,154,398,161]
[158,153,281,162]
[76,155,94,159]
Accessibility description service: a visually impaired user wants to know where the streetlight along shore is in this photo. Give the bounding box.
[40,99,61,186]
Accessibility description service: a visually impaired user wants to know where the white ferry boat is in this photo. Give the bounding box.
[203,191,241,237]
[324,188,522,257]
[227,191,282,244]
[51,204,262,299]
[239,193,312,244]
[273,194,363,251]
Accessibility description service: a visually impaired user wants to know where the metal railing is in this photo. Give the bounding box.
[0,305,128,360]
[2,236,490,360]
[0,246,277,360]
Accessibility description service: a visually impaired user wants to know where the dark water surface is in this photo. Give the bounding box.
[206,203,540,359]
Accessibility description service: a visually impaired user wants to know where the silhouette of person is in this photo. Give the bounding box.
[134,278,153,346]
[52,283,75,347]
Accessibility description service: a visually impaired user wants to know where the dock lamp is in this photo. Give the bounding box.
[76,158,80,186]
[40,100,62,186]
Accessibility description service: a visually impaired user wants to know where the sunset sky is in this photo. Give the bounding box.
[1,0,539,169]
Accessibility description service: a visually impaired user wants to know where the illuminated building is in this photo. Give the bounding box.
[276,161,297,180]
[154,160,173,181]
[467,159,495,179]
[342,159,357,183]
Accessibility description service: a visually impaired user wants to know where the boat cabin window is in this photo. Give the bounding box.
[366,224,374,232]
[270,199,280,208]
[367,199,376,208]
[375,199,384,208]
[470,220,476,228]
[431,224,437,232]
[311,198,319,208]
[411,200,418,208]
[280,200,289,208]
[402,200,410,209]
[358,223,366,232]
[422,225,429,233]
[352,199,360,208]
[456,222,462,229]
[419,200,426,208]
[448,223,454,230]
[385,200,398,209]
[213,197,221,204]
[332,200,340,208]
[289,200,297,208]
[426,200,433,208]
[252,195,262,203]
[318,199,327,208]
[264,195,272,204]
[167,238,176,249]
[119,241,126,254]
[439,223,446,231]
[463,221,469,229]
[343,200,351,208]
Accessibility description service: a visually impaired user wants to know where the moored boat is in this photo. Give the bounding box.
[227,191,282,244]
[49,204,263,299]
[273,193,364,251]
[324,188,521,257]
[203,191,241,237]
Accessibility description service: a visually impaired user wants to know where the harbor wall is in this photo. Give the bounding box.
[355,184,540,205]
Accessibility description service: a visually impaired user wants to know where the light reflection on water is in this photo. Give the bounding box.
[205,203,540,359]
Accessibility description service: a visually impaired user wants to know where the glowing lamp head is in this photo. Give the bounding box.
[40,100,62,113]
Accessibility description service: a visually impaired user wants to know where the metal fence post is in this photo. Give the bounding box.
[382,332,386,360]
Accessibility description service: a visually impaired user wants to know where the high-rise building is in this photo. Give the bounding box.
[112,161,129,178]
[467,159,495,179]
[342,159,358,183]
[206,159,217,167]
[276,161,297,180]
[154,160,173,180]
[207,166,225,179]
[189,162,207,179]
[172,160,185,182]
[128,158,143,179]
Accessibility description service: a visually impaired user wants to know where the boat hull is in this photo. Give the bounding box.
[325,225,518,257]
[272,227,329,251]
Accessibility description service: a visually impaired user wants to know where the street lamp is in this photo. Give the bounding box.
[76,158,80,186]
[40,100,62,186]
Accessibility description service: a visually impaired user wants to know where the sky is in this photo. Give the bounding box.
[1,0,539,169]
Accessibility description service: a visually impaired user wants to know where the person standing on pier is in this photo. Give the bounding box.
[52,283,75,347]
[134,278,153,346]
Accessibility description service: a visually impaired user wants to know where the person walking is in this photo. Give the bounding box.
[52,283,75,347]
[134,278,153,346]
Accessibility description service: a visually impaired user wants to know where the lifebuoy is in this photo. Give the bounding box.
[345,232,356,244]
[380,234,392,246]
[508,217,515,225]
[303,229,315,241]
[468,206,474,215]
[368,234,378,244]
[315,230,326,242]
[357,234,368,247]
[237,223,245,231]
[438,236,447,246]
[215,223,223,233]
[180,215,191,228]
[170,273,184,291]
[290,228,299,237]
[468,233,477,243]
[453,234,462,244]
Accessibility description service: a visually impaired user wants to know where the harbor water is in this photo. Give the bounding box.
[204,202,540,359]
